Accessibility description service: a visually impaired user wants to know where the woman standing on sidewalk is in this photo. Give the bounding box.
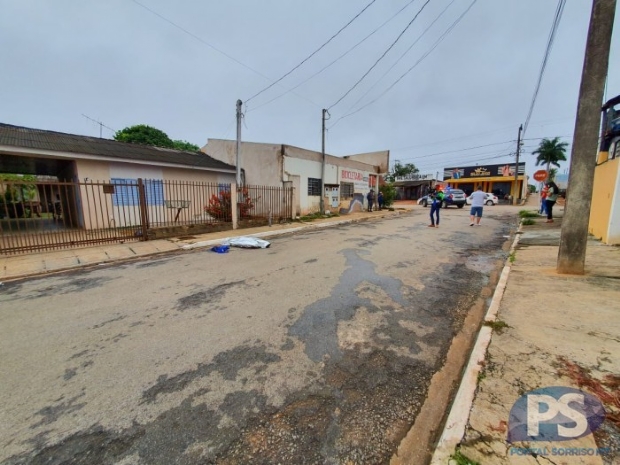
[545,181,559,223]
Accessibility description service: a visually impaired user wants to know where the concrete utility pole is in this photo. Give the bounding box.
[513,124,523,205]
[320,109,328,214]
[557,0,616,274]
[235,99,243,187]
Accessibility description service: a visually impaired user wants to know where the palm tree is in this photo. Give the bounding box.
[532,137,569,173]
[548,168,558,181]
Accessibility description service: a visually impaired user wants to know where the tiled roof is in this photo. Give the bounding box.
[0,123,235,172]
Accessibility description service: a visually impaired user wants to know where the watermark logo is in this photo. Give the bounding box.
[508,386,605,443]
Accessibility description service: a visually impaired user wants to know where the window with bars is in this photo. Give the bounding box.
[307,177,321,196]
[340,182,354,199]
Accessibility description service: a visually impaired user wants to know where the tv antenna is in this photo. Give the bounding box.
[81,114,115,138]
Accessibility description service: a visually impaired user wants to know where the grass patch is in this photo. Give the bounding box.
[508,252,516,263]
[521,218,536,226]
[450,449,480,465]
[519,210,539,218]
[484,320,510,334]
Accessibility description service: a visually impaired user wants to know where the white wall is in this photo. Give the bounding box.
[203,139,282,186]
[608,166,620,244]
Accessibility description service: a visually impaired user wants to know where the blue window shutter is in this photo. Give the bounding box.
[111,178,139,206]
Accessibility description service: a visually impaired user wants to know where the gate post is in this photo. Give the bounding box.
[137,178,149,241]
[231,183,238,230]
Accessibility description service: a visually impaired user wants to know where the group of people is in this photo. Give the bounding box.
[366,189,384,212]
[539,181,559,223]
[427,186,487,228]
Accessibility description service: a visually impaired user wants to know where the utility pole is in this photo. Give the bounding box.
[320,109,328,214]
[513,124,523,205]
[235,99,243,187]
[557,0,616,274]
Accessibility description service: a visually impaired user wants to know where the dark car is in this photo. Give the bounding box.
[418,189,466,208]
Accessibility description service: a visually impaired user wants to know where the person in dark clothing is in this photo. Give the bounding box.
[428,190,444,227]
[377,191,384,210]
[366,189,375,212]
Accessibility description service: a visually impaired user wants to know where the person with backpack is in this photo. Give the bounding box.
[429,189,444,227]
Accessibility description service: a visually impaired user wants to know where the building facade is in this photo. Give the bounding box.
[443,163,527,199]
[203,139,389,216]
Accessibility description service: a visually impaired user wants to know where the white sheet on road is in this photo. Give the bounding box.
[224,237,271,248]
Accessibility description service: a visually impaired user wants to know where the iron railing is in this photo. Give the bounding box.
[1,179,294,255]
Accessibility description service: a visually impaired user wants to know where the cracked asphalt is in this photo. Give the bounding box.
[0,208,514,464]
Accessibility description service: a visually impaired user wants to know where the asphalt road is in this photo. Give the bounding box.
[0,206,515,465]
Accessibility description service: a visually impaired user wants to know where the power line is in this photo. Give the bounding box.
[343,0,457,117]
[247,0,419,113]
[130,0,320,108]
[522,0,566,135]
[330,0,477,127]
[327,0,433,110]
[245,0,379,104]
[392,140,516,159]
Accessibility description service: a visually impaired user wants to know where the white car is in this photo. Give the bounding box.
[466,192,499,206]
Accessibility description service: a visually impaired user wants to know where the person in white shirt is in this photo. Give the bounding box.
[469,186,486,226]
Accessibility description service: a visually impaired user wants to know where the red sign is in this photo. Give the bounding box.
[533,170,548,182]
[341,170,363,181]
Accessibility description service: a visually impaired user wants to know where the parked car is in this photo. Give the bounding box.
[418,189,467,208]
[466,192,499,206]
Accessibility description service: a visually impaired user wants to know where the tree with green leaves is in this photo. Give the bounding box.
[114,125,174,148]
[172,140,200,151]
[114,125,200,152]
[532,137,568,173]
[385,161,419,182]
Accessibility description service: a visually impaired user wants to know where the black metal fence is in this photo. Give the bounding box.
[0,179,294,255]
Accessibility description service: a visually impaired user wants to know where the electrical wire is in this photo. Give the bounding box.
[247,0,419,113]
[522,0,566,135]
[130,0,321,109]
[330,0,477,128]
[244,0,379,104]
[343,0,457,117]
[327,0,433,110]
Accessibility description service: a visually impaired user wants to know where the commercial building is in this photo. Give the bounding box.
[443,162,527,199]
[202,139,389,216]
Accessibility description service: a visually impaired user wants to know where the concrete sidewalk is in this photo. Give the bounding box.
[0,208,411,281]
[432,206,620,464]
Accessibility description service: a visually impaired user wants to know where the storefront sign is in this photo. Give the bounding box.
[394,173,434,182]
[341,169,368,191]
[443,163,525,180]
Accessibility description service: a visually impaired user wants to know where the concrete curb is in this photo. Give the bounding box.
[2,211,408,281]
[430,223,522,464]
[181,211,403,250]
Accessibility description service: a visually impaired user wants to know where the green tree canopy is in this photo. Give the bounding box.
[532,137,568,172]
[114,125,174,148]
[172,140,200,152]
[385,161,419,182]
[114,125,200,152]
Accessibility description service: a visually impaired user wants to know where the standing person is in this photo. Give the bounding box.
[366,189,375,212]
[469,186,486,226]
[429,189,444,227]
[539,184,549,215]
[377,191,384,210]
[545,182,559,223]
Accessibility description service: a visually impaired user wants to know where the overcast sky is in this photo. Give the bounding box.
[1,0,619,177]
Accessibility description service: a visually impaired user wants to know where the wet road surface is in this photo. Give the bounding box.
[0,207,515,464]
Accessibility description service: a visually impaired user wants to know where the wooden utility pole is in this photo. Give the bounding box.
[513,124,523,205]
[320,109,328,214]
[557,0,616,274]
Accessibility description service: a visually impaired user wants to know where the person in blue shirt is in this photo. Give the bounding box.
[429,189,444,227]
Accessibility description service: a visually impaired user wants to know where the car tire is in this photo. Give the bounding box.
[486,200,493,206]
[422,200,428,207]
[442,201,448,208]
[457,204,464,209]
